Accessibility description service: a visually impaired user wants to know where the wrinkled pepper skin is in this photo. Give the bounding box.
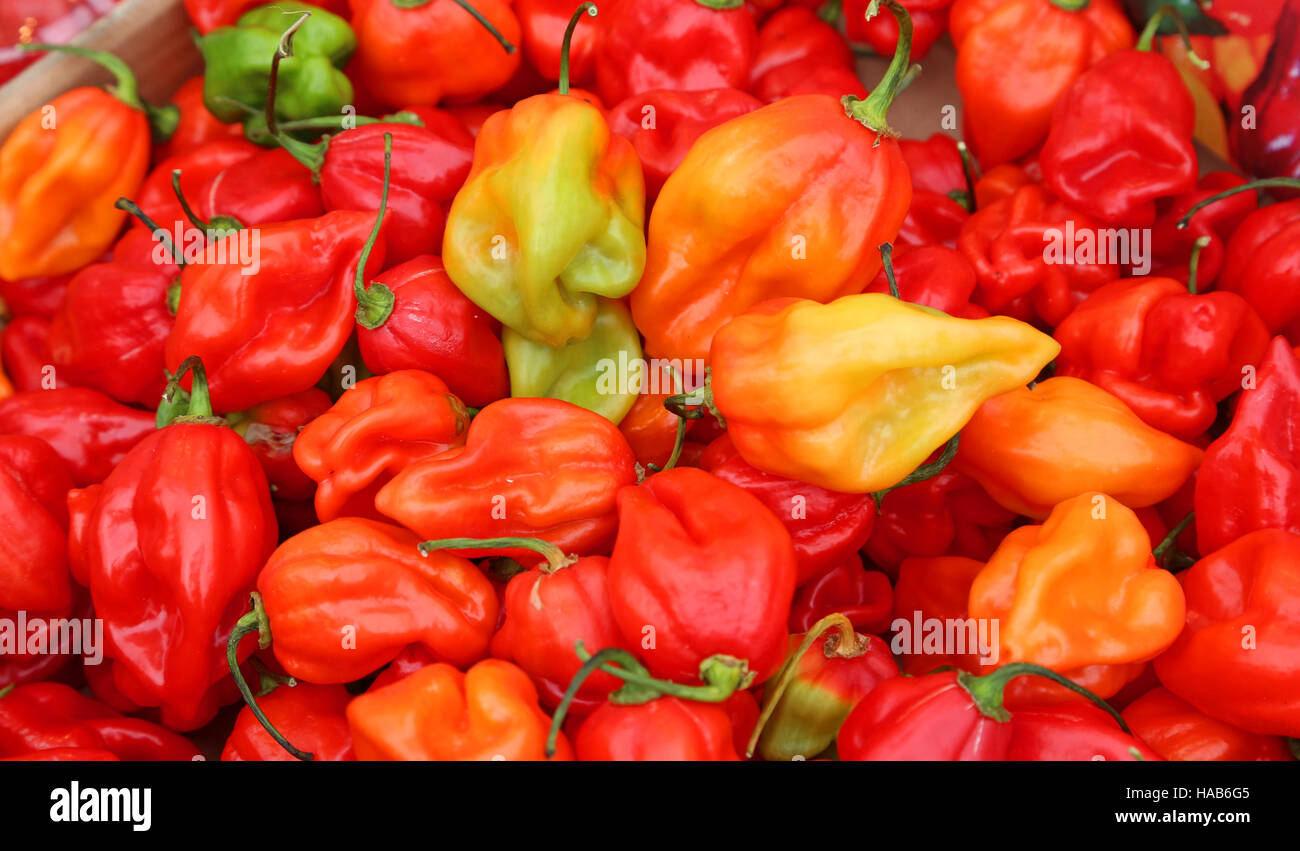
[0,269,77,322]
[1195,338,1300,553]
[0,682,202,760]
[443,93,645,348]
[0,388,155,487]
[969,493,1185,699]
[1122,686,1294,761]
[700,433,877,584]
[955,377,1204,519]
[576,697,740,761]
[294,370,471,522]
[849,0,948,62]
[376,398,638,562]
[503,297,642,424]
[221,683,356,761]
[710,294,1059,494]
[894,135,973,249]
[165,211,386,413]
[133,137,259,233]
[1217,201,1300,342]
[200,147,324,227]
[1054,277,1271,439]
[227,388,333,502]
[748,6,856,101]
[789,555,894,636]
[0,316,60,393]
[606,87,760,202]
[69,419,278,730]
[258,518,497,683]
[1039,49,1197,227]
[491,555,632,714]
[1154,529,1300,737]
[608,467,798,684]
[0,80,150,280]
[1149,171,1256,285]
[356,255,509,408]
[1229,0,1300,192]
[347,659,573,760]
[863,246,987,317]
[46,229,179,408]
[516,0,611,83]
[593,0,757,106]
[951,0,1134,166]
[348,0,522,108]
[631,95,912,364]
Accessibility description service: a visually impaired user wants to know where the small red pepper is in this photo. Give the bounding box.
[847,0,949,62]
[748,5,861,101]
[890,555,988,674]
[153,75,244,162]
[0,315,63,393]
[0,387,156,486]
[864,245,988,318]
[1149,171,1257,286]
[132,138,260,235]
[788,554,894,636]
[226,388,333,503]
[516,0,612,83]
[1122,686,1294,761]
[221,683,355,761]
[1217,196,1300,343]
[0,269,77,321]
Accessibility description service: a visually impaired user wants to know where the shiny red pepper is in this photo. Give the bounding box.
[227,388,333,502]
[0,387,155,486]
[133,138,260,235]
[1149,172,1257,286]
[864,245,989,318]
[847,0,949,62]
[0,269,77,321]
[516,0,613,83]
[221,683,355,761]
[1122,686,1294,761]
[890,555,988,674]
[1218,198,1300,343]
[788,554,894,636]
[748,5,861,101]
[0,315,62,393]
[154,75,245,162]
[1229,0,1300,192]
[184,0,349,33]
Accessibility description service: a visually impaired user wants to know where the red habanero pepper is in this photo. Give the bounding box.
[616,362,708,469]
[1229,0,1300,193]
[516,0,614,83]
[0,269,77,321]
[749,615,900,761]
[894,134,973,248]
[748,6,862,102]
[0,683,202,761]
[185,0,350,33]
[368,645,440,691]
[253,518,498,685]
[0,387,155,486]
[376,398,639,563]
[1038,13,1199,228]
[68,359,278,731]
[132,138,260,235]
[608,467,798,684]
[197,147,324,228]
[847,0,949,62]
[606,88,761,202]
[864,246,989,318]
[348,0,522,108]
[1149,172,1256,286]
[293,370,470,522]
[1,749,120,761]
[165,209,386,413]
[47,227,180,408]
[222,683,355,761]
[890,555,988,674]
[1154,529,1300,737]
[594,0,758,106]
[153,76,245,162]
[751,58,868,103]
[0,315,64,392]
[226,388,333,502]
[355,255,510,408]
[1214,190,1300,343]
[347,659,573,760]
[1053,276,1271,440]
[700,432,877,584]
[1194,337,1300,553]
[1122,687,1294,761]
[957,183,1122,327]
[789,554,894,636]
[838,663,1153,760]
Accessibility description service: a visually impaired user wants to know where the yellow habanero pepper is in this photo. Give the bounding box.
[707,294,1059,494]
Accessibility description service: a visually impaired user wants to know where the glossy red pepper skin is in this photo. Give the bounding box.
[1122,687,1294,761]
[492,555,632,715]
[1194,338,1300,552]
[864,245,988,318]
[1149,172,1256,286]
[594,0,758,106]
[221,683,356,761]
[699,433,876,584]
[1218,201,1300,343]
[751,59,868,102]
[47,229,178,408]
[355,255,510,408]
[1040,49,1197,227]
[1004,701,1160,760]
[227,388,333,502]
[890,556,988,674]
[0,270,76,321]
[576,697,741,760]
[748,5,857,102]
[894,134,972,248]
[134,138,259,235]
[0,315,63,393]
[789,555,894,636]
[1155,529,1300,737]
[609,467,798,684]
[69,420,278,730]
[848,1,948,62]
[319,122,474,265]
[1053,276,1271,440]
[516,0,612,83]
[204,148,325,228]
[184,0,349,33]
[0,388,155,486]
[165,212,386,413]
[607,88,761,202]
[153,75,245,162]
[0,682,202,760]
[1229,0,1300,195]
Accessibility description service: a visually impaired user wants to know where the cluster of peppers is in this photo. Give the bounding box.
[0,0,1297,762]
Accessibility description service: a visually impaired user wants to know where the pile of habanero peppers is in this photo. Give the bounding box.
[0,0,1297,764]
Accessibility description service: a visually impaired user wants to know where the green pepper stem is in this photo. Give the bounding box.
[558,3,597,96]
[658,368,725,473]
[1152,510,1195,568]
[1176,178,1300,230]
[159,356,225,426]
[418,536,578,574]
[1048,0,1090,9]
[694,0,744,8]
[842,0,914,139]
[746,613,867,758]
[1185,235,1211,295]
[956,140,978,212]
[252,657,297,697]
[114,198,183,267]
[18,43,179,140]
[879,242,901,299]
[266,12,312,139]
[226,593,314,761]
[353,132,396,329]
[0,683,14,700]
[871,433,959,507]
[1137,4,1209,69]
[817,0,843,24]
[957,662,1130,732]
[449,0,517,54]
